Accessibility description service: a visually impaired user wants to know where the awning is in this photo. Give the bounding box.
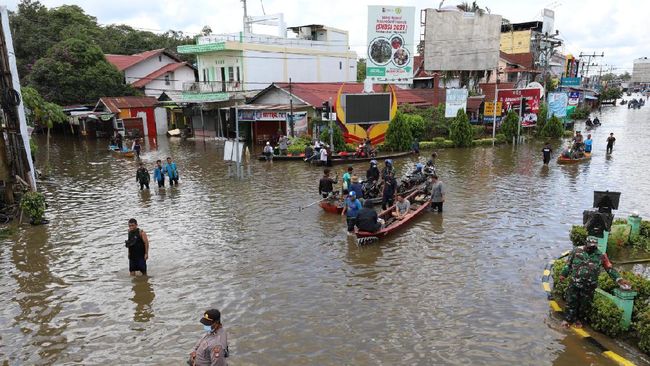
[585,95,599,100]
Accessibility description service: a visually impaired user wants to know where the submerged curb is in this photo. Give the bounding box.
[542,254,636,366]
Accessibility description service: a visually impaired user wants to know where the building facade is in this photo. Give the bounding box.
[632,57,650,86]
[177,24,358,95]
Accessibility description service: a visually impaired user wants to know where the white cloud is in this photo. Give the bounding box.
[3,0,649,72]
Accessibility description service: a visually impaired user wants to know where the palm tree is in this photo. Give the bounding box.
[457,1,485,15]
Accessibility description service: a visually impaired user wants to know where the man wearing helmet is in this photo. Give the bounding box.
[366,160,380,182]
[560,237,631,328]
[381,159,394,181]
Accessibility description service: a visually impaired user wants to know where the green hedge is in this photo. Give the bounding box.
[563,130,574,138]
[589,295,625,337]
[570,225,588,246]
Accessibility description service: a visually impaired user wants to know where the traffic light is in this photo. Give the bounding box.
[521,98,530,115]
[322,101,330,120]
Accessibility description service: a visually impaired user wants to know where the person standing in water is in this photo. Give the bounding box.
[584,134,593,154]
[136,162,150,190]
[153,160,165,188]
[132,138,142,158]
[606,133,616,154]
[165,157,179,186]
[542,142,552,165]
[125,218,149,276]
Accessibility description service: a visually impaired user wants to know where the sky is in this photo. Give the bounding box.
[4,0,649,73]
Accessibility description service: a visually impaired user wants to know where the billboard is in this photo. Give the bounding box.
[547,92,568,118]
[423,9,501,71]
[366,6,415,84]
[445,89,469,118]
[343,93,392,124]
[497,88,541,127]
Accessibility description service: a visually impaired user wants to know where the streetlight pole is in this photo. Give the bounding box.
[328,96,334,153]
[289,77,294,137]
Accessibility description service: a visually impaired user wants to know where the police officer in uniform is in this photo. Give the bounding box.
[189,309,229,366]
[560,237,631,328]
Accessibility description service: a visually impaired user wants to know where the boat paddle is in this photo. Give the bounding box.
[299,197,327,211]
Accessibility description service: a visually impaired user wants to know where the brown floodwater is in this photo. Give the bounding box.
[2,99,650,365]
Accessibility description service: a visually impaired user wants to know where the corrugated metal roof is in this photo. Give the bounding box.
[105,49,182,71]
[96,96,158,113]
[132,62,190,88]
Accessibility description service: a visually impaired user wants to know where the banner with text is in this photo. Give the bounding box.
[497,89,541,127]
[366,5,415,84]
[445,89,469,118]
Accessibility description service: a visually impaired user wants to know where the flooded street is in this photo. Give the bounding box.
[3,101,650,365]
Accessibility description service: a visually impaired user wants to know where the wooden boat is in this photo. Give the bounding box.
[256,151,413,163]
[320,199,344,214]
[557,152,591,165]
[364,181,427,205]
[356,189,431,242]
[108,145,135,158]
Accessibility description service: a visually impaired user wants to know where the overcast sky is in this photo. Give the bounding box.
[4,0,648,72]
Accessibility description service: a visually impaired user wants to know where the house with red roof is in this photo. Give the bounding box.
[105,49,196,98]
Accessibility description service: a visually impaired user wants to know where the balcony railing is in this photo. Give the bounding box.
[183,81,243,93]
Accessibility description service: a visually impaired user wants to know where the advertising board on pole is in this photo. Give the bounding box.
[445,89,469,118]
[366,5,415,84]
[547,92,568,118]
[497,89,541,127]
[568,91,580,106]
[483,101,502,120]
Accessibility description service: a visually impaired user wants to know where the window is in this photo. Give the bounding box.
[236,67,240,82]
[228,66,234,82]
[158,55,162,62]
[202,69,209,82]
[339,61,342,70]
[164,74,170,85]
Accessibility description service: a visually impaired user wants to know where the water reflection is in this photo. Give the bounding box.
[131,276,155,323]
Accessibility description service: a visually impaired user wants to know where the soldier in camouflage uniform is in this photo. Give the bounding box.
[560,237,630,327]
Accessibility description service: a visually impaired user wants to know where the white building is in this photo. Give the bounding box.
[632,57,650,85]
[177,24,357,95]
[105,49,197,98]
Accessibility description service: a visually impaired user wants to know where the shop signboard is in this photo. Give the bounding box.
[568,91,580,106]
[547,92,568,118]
[366,5,415,84]
[445,89,469,118]
[497,88,541,127]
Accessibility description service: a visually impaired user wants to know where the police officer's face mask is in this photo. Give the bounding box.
[203,324,213,333]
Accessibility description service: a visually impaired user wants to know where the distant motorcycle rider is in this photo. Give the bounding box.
[366,160,380,182]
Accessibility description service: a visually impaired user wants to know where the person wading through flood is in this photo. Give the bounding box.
[165,157,179,186]
[355,200,384,233]
[189,309,229,366]
[125,218,149,276]
[542,142,552,165]
[136,162,150,190]
[584,134,593,154]
[606,133,616,154]
[318,169,338,198]
[132,138,142,159]
[428,174,445,213]
[153,160,165,188]
[341,190,362,233]
[560,237,630,328]
[342,166,353,191]
[381,170,397,210]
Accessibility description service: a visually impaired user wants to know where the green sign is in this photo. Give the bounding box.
[181,92,229,103]
[177,42,226,54]
[367,67,386,77]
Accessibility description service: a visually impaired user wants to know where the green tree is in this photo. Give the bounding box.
[406,114,426,140]
[449,109,473,147]
[536,102,548,132]
[320,123,346,152]
[540,114,564,138]
[384,112,413,151]
[28,38,134,105]
[499,110,519,141]
[357,58,367,82]
[620,71,632,81]
[22,86,67,170]
[599,87,623,102]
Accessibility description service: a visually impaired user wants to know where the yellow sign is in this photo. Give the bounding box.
[499,30,532,54]
[484,102,502,116]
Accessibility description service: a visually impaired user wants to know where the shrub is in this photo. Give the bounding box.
[472,125,485,139]
[473,138,495,146]
[419,141,436,150]
[599,271,650,324]
[385,111,413,151]
[540,115,564,138]
[345,143,358,152]
[441,140,455,148]
[570,225,588,246]
[449,109,473,147]
[570,105,591,120]
[537,102,548,131]
[406,114,426,141]
[563,130,574,138]
[320,124,346,151]
[20,191,46,224]
[499,110,519,141]
[432,137,446,144]
[640,220,650,238]
[374,143,384,152]
[495,133,507,143]
[287,143,306,155]
[552,259,569,300]
[637,309,650,353]
[589,295,624,337]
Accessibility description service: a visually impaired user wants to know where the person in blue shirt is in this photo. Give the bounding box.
[584,134,593,153]
[341,191,362,232]
[165,157,179,186]
[153,160,165,188]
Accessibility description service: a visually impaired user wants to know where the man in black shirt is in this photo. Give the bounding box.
[126,218,149,276]
[382,171,397,210]
[356,200,382,233]
[542,142,552,165]
[606,133,616,154]
[318,169,338,198]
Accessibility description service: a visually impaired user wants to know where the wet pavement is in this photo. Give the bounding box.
[2,98,650,365]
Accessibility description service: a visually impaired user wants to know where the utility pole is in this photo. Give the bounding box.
[577,52,604,105]
[289,77,294,137]
[538,31,563,99]
[241,0,250,35]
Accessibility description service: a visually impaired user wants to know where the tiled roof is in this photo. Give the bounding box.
[270,82,432,107]
[96,96,158,113]
[132,62,189,88]
[105,49,181,71]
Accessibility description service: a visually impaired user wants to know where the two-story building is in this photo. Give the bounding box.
[177,24,357,94]
[105,49,197,98]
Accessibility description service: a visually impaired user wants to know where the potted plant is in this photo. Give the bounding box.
[20,191,47,225]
